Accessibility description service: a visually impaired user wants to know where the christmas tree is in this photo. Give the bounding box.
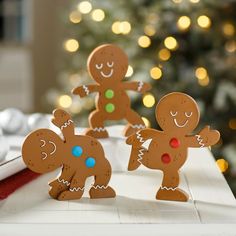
[46,0,236,194]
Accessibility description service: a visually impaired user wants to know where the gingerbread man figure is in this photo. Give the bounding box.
[22,109,116,201]
[126,92,220,202]
[72,44,151,138]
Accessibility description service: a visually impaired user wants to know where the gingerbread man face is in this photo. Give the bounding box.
[156,92,200,133]
[87,44,128,83]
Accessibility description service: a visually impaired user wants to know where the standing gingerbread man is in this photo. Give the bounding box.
[72,44,151,138]
[126,92,220,202]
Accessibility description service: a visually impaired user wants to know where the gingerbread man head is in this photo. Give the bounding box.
[156,92,200,134]
[87,44,128,83]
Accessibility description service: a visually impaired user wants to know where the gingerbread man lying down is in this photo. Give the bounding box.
[126,92,220,202]
[22,109,116,201]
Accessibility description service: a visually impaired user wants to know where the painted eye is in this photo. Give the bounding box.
[95,64,103,70]
[107,61,114,67]
[41,152,47,160]
[170,111,178,117]
[185,112,193,117]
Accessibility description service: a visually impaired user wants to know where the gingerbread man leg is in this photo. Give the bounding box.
[123,109,145,137]
[89,160,116,199]
[156,171,188,202]
[85,110,109,138]
[128,146,147,171]
[48,179,70,199]
[57,174,86,201]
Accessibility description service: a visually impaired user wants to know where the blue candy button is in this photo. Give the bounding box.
[72,146,83,157]
[85,157,96,168]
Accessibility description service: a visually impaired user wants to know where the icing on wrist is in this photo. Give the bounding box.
[60,119,73,130]
[137,81,144,92]
[136,131,145,143]
[131,124,146,129]
[137,148,145,164]
[195,134,204,148]
[83,85,90,95]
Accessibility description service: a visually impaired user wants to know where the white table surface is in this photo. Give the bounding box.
[0,127,236,235]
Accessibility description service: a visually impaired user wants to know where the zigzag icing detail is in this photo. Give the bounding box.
[69,186,85,192]
[91,185,108,190]
[60,119,73,130]
[160,186,177,191]
[137,81,144,92]
[195,134,205,148]
[93,127,106,132]
[137,148,145,164]
[82,85,90,95]
[136,131,145,143]
[58,178,70,186]
[131,124,146,129]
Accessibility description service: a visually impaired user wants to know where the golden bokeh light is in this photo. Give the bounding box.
[197,15,211,29]
[143,93,155,108]
[111,21,121,34]
[177,16,191,31]
[164,36,178,50]
[120,21,131,34]
[150,67,162,80]
[222,23,235,36]
[172,0,182,3]
[125,65,134,77]
[144,25,156,36]
[189,0,200,3]
[198,76,209,86]
[195,67,208,80]
[229,118,236,130]
[91,9,105,22]
[225,40,236,53]
[58,95,72,108]
[138,35,151,48]
[64,39,79,52]
[69,11,82,24]
[216,159,229,173]
[142,117,151,128]
[77,1,92,14]
[158,48,171,61]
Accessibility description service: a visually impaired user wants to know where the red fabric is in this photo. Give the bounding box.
[0,169,40,200]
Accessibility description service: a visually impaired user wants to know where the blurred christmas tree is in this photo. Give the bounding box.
[46,0,236,194]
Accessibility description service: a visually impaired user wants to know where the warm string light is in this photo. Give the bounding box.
[195,67,209,86]
[69,11,82,24]
[164,36,178,50]
[111,21,131,35]
[225,40,236,53]
[189,0,200,3]
[216,159,229,173]
[58,95,72,108]
[143,93,155,108]
[222,23,235,37]
[144,25,156,36]
[77,1,92,14]
[177,16,191,31]
[229,118,236,130]
[197,15,211,29]
[158,48,171,61]
[125,65,134,77]
[64,39,79,52]
[142,117,151,128]
[172,0,182,3]
[150,67,162,80]
[138,35,151,48]
[91,9,105,22]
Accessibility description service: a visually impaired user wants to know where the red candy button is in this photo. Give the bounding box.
[161,153,171,164]
[169,138,180,148]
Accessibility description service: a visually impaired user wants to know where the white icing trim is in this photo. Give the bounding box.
[82,85,90,95]
[58,178,70,186]
[170,111,177,117]
[174,118,188,128]
[160,186,177,191]
[100,69,113,78]
[41,152,47,160]
[49,141,56,155]
[137,148,145,164]
[93,127,106,132]
[91,185,108,190]
[137,81,144,92]
[40,139,46,147]
[107,61,114,67]
[136,131,145,143]
[61,119,73,130]
[195,134,205,148]
[131,124,146,129]
[69,186,85,192]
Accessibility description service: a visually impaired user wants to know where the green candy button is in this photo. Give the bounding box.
[105,89,114,99]
[105,103,115,113]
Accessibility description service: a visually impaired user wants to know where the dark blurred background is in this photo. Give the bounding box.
[0,0,235,194]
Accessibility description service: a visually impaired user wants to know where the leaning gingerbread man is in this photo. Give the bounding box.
[22,109,116,201]
[72,44,151,138]
[126,92,220,202]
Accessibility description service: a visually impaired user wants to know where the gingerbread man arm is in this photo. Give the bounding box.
[122,82,151,94]
[72,84,100,97]
[186,126,220,148]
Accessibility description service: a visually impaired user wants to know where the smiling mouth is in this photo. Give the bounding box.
[100,69,113,78]
[173,118,189,128]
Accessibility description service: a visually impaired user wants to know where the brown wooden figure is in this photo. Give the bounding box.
[126,92,220,202]
[22,109,116,201]
[72,44,151,138]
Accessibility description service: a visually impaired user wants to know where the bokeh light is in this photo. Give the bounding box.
[77,1,92,14]
[229,118,236,130]
[197,15,211,29]
[125,65,134,77]
[142,117,151,128]
[69,11,82,24]
[64,39,79,52]
[164,36,178,50]
[195,67,208,80]
[150,67,162,80]
[198,76,210,86]
[216,159,229,173]
[189,0,200,3]
[58,95,72,108]
[111,21,131,34]
[222,23,235,36]
[177,16,191,31]
[143,93,155,108]
[225,40,236,52]
[158,48,171,61]
[144,25,156,36]
[91,9,105,22]
[138,35,151,48]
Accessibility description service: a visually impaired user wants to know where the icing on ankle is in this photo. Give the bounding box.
[93,127,106,132]
[91,184,108,190]
[58,178,70,186]
[160,186,177,191]
[69,186,85,192]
